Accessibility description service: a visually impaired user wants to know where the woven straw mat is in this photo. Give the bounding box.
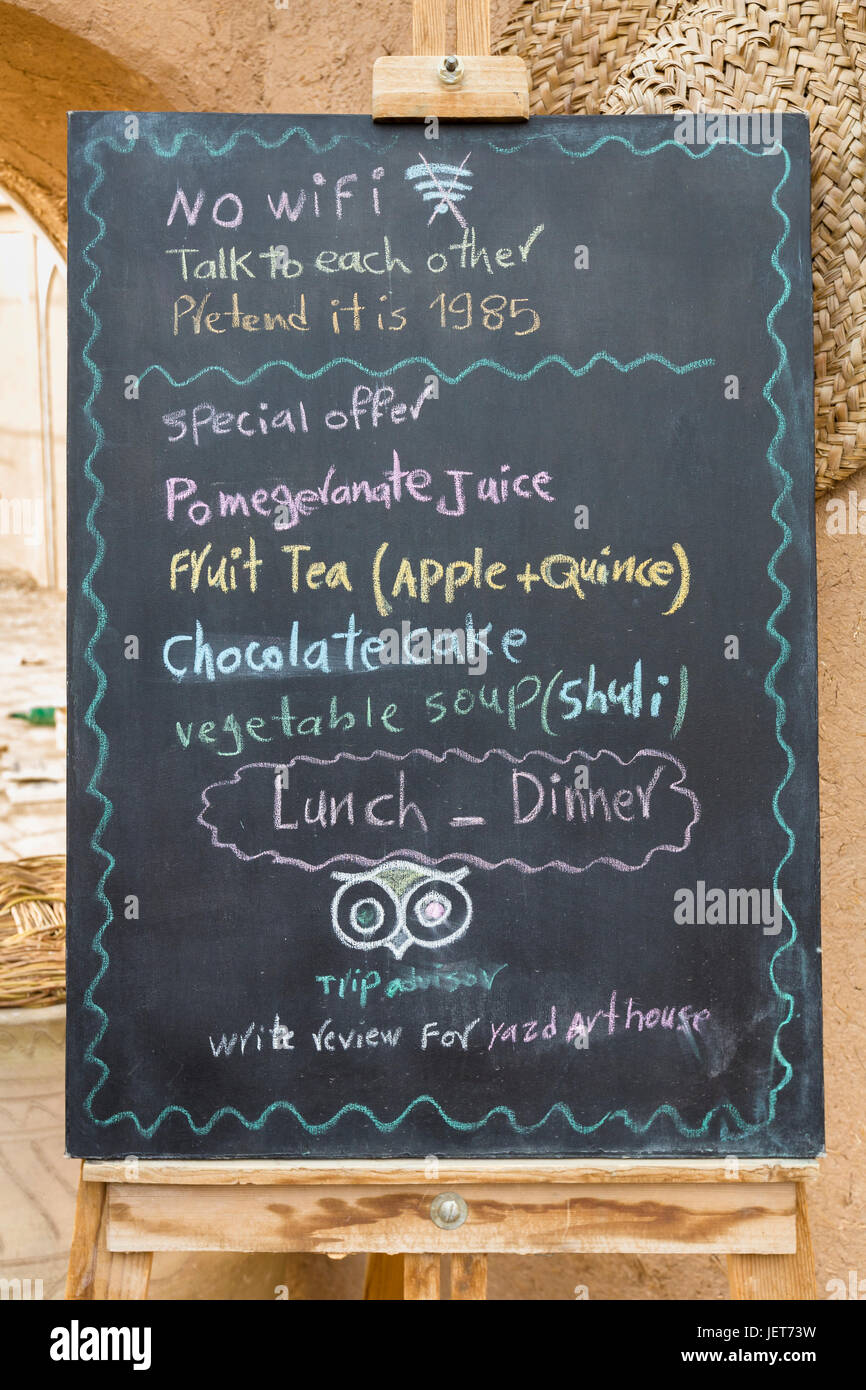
[495,1,866,497]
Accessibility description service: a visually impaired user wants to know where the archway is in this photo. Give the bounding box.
[0,4,175,586]
[0,185,64,588]
[0,1,174,256]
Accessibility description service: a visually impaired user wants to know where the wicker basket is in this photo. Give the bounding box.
[496,0,866,496]
[0,856,66,1008]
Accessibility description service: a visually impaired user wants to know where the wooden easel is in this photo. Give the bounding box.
[66,1158,818,1300]
[64,2,819,1303]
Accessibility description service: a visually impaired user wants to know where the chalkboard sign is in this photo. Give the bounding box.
[67,112,822,1158]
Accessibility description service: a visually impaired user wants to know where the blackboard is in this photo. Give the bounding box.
[67,112,822,1158]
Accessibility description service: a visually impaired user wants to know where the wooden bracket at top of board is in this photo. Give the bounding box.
[372,0,529,121]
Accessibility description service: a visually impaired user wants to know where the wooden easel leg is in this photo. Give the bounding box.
[404,1254,440,1299]
[66,1163,105,1300]
[451,1253,487,1299]
[91,1191,153,1300]
[66,1165,152,1301]
[363,1254,405,1300]
[413,0,446,55]
[93,1244,153,1301]
[456,0,490,55]
[727,1182,816,1299]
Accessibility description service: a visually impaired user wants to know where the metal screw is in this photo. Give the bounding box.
[438,54,465,85]
[430,1191,468,1229]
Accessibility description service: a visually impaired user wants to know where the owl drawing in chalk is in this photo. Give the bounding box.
[330,860,472,958]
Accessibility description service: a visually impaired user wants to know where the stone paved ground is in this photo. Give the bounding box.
[0,571,66,861]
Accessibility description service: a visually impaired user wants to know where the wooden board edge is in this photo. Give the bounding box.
[83,1157,822,1186]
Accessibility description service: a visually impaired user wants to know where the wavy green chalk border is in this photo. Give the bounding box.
[76,121,798,1144]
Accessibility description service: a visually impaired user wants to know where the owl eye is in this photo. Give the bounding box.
[405,878,472,945]
[332,879,399,948]
[350,898,386,935]
[413,890,452,927]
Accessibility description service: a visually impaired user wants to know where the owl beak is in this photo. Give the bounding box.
[386,923,414,959]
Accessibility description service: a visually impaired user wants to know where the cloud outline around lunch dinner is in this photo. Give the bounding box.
[198,746,701,874]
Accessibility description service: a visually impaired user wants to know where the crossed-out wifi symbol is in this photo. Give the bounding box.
[404,152,473,227]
